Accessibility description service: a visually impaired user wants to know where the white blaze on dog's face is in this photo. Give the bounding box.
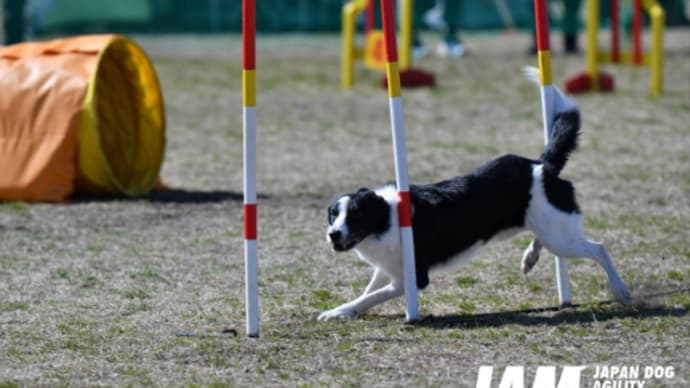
[327,196,350,250]
[326,188,391,252]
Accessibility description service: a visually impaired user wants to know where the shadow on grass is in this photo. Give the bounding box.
[133,188,243,203]
[71,188,270,204]
[414,303,688,330]
[413,287,690,329]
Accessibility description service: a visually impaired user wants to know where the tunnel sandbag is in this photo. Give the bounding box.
[0,34,165,201]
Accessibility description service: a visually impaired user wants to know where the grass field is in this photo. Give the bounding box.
[1,30,690,387]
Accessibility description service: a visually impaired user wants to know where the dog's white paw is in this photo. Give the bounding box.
[521,242,540,275]
[521,249,539,275]
[318,307,356,321]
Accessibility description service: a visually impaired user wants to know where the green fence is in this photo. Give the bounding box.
[19,0,690,35]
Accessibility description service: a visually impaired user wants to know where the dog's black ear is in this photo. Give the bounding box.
[357,187,370,193]
[359,191,390,234]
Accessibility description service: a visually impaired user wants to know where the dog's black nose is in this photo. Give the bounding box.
[328,230,342,241]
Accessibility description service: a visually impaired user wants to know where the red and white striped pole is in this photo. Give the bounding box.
[380,0,419,322]
[533,0,572,306]
[242,0,260,337]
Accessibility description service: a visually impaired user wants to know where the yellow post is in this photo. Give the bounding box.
[399,0,413,70]
[342,0,422,88]
[342,2,357,88]
[569,0,664,96]
[586,0,600,91]
[645,0,664,96]
[342,0,370,88]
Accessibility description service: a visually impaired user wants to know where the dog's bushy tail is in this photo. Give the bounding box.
[523,66,581,176]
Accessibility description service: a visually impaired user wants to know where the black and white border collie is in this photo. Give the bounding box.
[320,67,631,321]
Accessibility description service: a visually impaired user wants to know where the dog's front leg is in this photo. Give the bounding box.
[363,268,389,295]
[318,281,404,321]
[521,238,542,274]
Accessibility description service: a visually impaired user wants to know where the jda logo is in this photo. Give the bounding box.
[476,366,587,388]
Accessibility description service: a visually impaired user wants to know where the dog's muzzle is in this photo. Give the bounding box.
[328,230,356,252]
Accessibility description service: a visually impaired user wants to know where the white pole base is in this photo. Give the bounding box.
[555,256,572,306]
[400,226,419,321]
[245,239,259,337]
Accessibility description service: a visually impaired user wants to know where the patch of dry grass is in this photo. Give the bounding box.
[1,29,689,386]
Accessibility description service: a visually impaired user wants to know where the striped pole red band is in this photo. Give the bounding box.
[365,0,375,34]
[242,0,255,70]
[534,0,550,51]
[533,0,553,85]
[244,204,257,240]
[397,192,412,227]
[380,0,398,63]
[632,0,643,65]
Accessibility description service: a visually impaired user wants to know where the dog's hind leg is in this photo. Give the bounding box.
[528,198,631,304]
[521,238,542,274]
[318,281,404,321]
[579,240,632,304]
[540,233,632,304]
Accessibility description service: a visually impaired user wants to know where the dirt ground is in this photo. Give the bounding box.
[1,29,689,387]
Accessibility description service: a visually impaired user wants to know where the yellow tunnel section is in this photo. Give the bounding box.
[78,35,165,196]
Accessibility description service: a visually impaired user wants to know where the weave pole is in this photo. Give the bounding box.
[534,0,572,306]
[380,0,419,322]
[242,0,259,337]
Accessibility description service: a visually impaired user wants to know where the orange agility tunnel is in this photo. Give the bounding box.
[0,34,165,202]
